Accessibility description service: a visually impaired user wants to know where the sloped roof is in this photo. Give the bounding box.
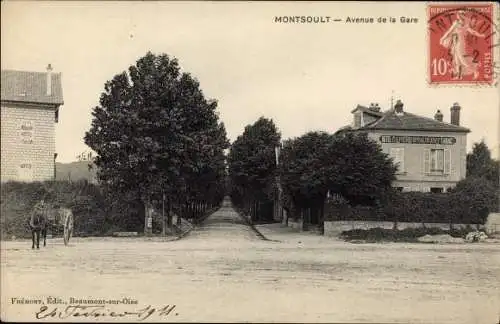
[361,109,470,133]
[1,69,63,105]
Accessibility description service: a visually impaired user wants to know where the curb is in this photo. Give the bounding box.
[234,209,281,243]
[172,206,222,241]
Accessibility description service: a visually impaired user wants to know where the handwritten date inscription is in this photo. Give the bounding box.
[36,304,178,321]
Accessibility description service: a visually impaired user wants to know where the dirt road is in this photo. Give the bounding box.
[1,202,499,323]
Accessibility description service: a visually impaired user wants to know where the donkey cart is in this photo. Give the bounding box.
[46,206,74,246]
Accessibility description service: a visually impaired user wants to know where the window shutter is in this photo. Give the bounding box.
[399,148,405,172]
[444,149,451,174]
[390,148,404,173]
[423,149,430,174]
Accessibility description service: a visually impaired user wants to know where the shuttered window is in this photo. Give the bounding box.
[390,148,405,173]
[424,148,451,174]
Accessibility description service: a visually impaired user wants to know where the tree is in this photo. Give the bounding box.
[466,140,499,187]
[328,132,397,205]
[449,176,499,224]
[84,52,228,234]
[279,131,396,229]
[228,117,281,221]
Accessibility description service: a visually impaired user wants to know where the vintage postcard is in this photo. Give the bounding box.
[1,1,499,323]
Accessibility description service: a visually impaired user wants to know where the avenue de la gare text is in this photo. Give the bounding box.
[273,16,419,24]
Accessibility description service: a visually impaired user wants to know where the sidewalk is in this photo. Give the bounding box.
[253,223,340,245]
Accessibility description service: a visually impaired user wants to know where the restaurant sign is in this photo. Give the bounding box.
[379,135,456,145]
[19,120,34,144]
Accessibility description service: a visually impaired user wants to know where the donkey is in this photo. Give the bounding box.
[29,200,48,249]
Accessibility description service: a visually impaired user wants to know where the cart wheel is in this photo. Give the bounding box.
[63,211,74,246]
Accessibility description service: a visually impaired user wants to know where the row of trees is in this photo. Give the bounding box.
[84,52,229,233]
[227,118,281,222]
[228,118,398,226]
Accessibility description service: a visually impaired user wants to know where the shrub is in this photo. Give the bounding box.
[1,181,108,239]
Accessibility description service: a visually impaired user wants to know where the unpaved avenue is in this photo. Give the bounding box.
[186,199,261,243]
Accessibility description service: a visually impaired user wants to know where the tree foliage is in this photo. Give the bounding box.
[466,140,499,187]
[227,117,281,219]
[279,131,397,212]
[84,52,228,228]
[449,176,499,222]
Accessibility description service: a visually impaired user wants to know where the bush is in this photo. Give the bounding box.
[324,177,498,225]
[1,180,108,239]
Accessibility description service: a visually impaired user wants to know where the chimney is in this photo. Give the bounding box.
[46,64,53,96]
[450,102,461,126]
[394,99,404,114]
[434,109,443,122]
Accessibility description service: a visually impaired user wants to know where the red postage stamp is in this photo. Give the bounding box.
[428,3,496,85]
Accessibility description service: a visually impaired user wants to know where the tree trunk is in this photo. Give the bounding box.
[167,198,173,228]
[319,198,325,235]
[162,193,166,236]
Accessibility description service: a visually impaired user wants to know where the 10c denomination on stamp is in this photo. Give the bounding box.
[428,3,496,85]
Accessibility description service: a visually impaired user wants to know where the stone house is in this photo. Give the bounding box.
[338,100,470,192]
[1,65,64,182]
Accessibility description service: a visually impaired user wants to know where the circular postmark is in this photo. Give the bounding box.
[427,4,499,86]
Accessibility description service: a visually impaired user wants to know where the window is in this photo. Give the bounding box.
[430,149,444,172]
[390,148,405,173]
[430,187,443,193]
[424,149,450,174]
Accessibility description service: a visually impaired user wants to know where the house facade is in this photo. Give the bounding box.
[339,100,470,192]
[1,65,64,182]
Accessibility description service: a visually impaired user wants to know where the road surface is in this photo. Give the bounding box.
[1,199,499,323]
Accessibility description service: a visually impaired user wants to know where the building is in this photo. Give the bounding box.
[1,65,64,182]
[337,100,470,193]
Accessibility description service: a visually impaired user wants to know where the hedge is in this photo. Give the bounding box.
[1,180,109,239]
[325,177,498,225]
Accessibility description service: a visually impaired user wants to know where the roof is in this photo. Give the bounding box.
[350,104,384,117]
[360,110,470,133]
[337,104,471,134]
[1,69,63,105]
[360,109,470,133]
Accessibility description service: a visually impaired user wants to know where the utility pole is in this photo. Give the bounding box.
[390,90,395,110]
[275,142,283,223]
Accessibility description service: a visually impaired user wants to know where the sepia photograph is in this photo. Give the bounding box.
[1,1,499,323]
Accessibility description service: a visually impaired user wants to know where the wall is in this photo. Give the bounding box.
[323,220,482,237]
[1,103,56,182]
[485,213,500,235]
[366,130,467,192]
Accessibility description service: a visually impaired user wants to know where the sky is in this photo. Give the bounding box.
[2,1,499,163]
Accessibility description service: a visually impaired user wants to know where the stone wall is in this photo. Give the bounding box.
[324,220,483,237]
[485,213,500,235]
